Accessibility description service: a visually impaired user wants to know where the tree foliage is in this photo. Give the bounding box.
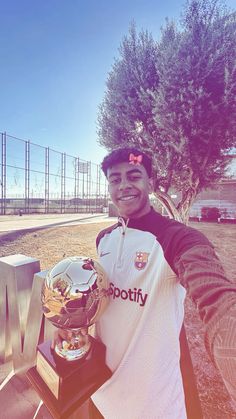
[98,23,159,150]
[97,0,236,222]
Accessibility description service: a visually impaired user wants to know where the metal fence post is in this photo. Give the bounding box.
[45,147,49,213]
[25,140,30,214]
[61,152,66,214]
[75,157,79,213]
[1,132,6,215]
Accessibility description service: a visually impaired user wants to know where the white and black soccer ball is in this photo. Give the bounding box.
[41,256,109,330]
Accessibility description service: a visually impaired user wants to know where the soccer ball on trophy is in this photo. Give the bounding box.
[41,256,109,361]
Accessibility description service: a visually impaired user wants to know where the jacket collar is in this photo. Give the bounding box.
[118,207,155,228]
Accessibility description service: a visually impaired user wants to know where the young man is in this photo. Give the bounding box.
[54,147,236,418]
[89,147,236,418]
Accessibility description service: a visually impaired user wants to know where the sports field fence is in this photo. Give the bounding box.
[1,132,108,215]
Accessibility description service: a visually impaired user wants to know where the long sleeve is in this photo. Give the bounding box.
[210,304,236,404]
[174,244,236,405]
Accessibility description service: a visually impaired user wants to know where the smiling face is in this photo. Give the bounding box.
[107,161,153,219]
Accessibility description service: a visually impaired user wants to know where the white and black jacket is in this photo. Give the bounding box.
[92,208,236,418]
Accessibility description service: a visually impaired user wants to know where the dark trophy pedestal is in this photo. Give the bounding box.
[27,337,112,419]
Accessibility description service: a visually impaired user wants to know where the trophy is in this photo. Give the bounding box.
[27,256,111,417]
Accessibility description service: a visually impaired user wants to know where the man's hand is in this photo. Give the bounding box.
[51,329,73,350]
[51,328,89,350]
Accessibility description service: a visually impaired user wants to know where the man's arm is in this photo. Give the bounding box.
[174,244,236,405]
[208,303,236,404]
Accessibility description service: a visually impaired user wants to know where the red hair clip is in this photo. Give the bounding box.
[129,153,143,165]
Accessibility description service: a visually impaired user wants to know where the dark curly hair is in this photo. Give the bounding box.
[101,147,152,178]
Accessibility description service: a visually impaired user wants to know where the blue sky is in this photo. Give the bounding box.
[0,0,235,164]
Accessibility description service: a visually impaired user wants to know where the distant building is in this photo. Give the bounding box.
[190,155,236,220]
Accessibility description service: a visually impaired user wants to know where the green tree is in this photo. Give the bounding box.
[98,23,159,151]
[98,1,236,223]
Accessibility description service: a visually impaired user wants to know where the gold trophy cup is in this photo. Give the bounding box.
[27,256,111,418]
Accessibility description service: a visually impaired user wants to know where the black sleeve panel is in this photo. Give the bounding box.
[175,244,234,323]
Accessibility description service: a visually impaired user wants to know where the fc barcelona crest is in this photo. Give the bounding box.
[135,252,149,270]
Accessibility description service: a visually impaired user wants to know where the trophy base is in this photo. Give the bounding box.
[27,338,112,418]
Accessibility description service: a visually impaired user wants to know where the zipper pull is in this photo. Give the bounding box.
[118,217,129,236]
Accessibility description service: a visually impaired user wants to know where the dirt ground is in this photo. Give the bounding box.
[1,220,236,418]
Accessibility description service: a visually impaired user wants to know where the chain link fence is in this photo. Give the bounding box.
[1,132,108,215]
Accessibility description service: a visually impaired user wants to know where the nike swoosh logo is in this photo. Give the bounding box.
[100,251,111,257]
